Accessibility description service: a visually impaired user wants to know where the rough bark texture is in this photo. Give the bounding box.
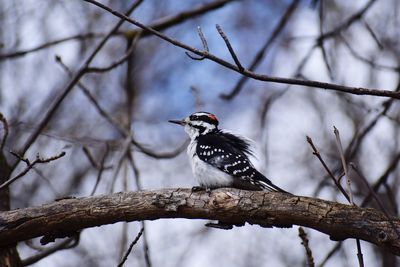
[0,188,399,255]
[0,153,22,267]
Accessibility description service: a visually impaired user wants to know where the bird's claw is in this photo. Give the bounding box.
[191,186,211,193]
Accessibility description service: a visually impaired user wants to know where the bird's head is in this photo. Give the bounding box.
[169,111,219,139]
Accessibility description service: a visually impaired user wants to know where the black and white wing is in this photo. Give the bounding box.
[196,131,287,192]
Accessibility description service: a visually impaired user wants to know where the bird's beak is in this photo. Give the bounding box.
[168,119,185,126]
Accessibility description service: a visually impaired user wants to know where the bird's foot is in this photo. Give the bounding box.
[191,186,211,193]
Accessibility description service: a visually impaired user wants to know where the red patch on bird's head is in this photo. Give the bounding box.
[208,114,217,121]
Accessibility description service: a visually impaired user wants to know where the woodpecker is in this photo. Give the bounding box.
[169,112,288,193]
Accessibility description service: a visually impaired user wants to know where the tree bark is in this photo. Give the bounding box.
[0,153,22,267]
[0,188,399,255]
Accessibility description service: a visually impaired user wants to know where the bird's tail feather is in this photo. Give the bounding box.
[255,171,291,194]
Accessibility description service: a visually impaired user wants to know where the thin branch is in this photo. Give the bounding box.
[355,241,364,267]
[333,127,353,204]
[83,0,400,99]
[221,0,300,100]
[306,136,350,201]
[318,0,377,41]
[185,26,209,60]
[361,19,383,50]
[141,222,152,267]
[318,243,342,267]
[333,127,364,267]
[90,146,110,196]
[317,1,334,80]
[0,33,106,61]
[110,136,132,193]
[383,183,398,214]
[0,151,66,190]
[141,0,236,34]
[57,55,184,159]
[82,146,100,169]
[54,55,127,136]
[0,113,9,152]
[131,138,189,159]
[333,127,363,267]
[117,227,144,267]
[340,35,398,71]
[215,24,243,71]
[298,227,315,267]
[86,31,142,73]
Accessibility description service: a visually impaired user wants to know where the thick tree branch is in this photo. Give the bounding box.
[0,188,399,255]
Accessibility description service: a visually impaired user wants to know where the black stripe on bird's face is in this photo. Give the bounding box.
[189,123,207,135]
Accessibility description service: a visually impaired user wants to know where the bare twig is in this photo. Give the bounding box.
[333,127,364,267]
[318,243,342,267]
[317,1,334,80]
[0,151,66,190]
[298,227,315,267]
[82,147,100,169]
[215,24,243,71]
[0,113,9,151]
[355,240,364,267]
[55,55,127,136]
[306,136,350,201]
[333,127,353,204]
[110,136,132,193]
[117,227,144,267]
[86,31,142,73]
[318,0,377,41]
[83,0,400,99]
[0,33,106,61]
[361,19,383,50]
[221,0,300,100]
[185,26,209,60]
[131,138,189,159]
[340,35,398,71]
[57,55,184,159]
[141,222,152,267]
[143,0,236,34]
[90,146,110,196]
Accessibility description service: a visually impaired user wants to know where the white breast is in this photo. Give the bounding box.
[187,139,233,188]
